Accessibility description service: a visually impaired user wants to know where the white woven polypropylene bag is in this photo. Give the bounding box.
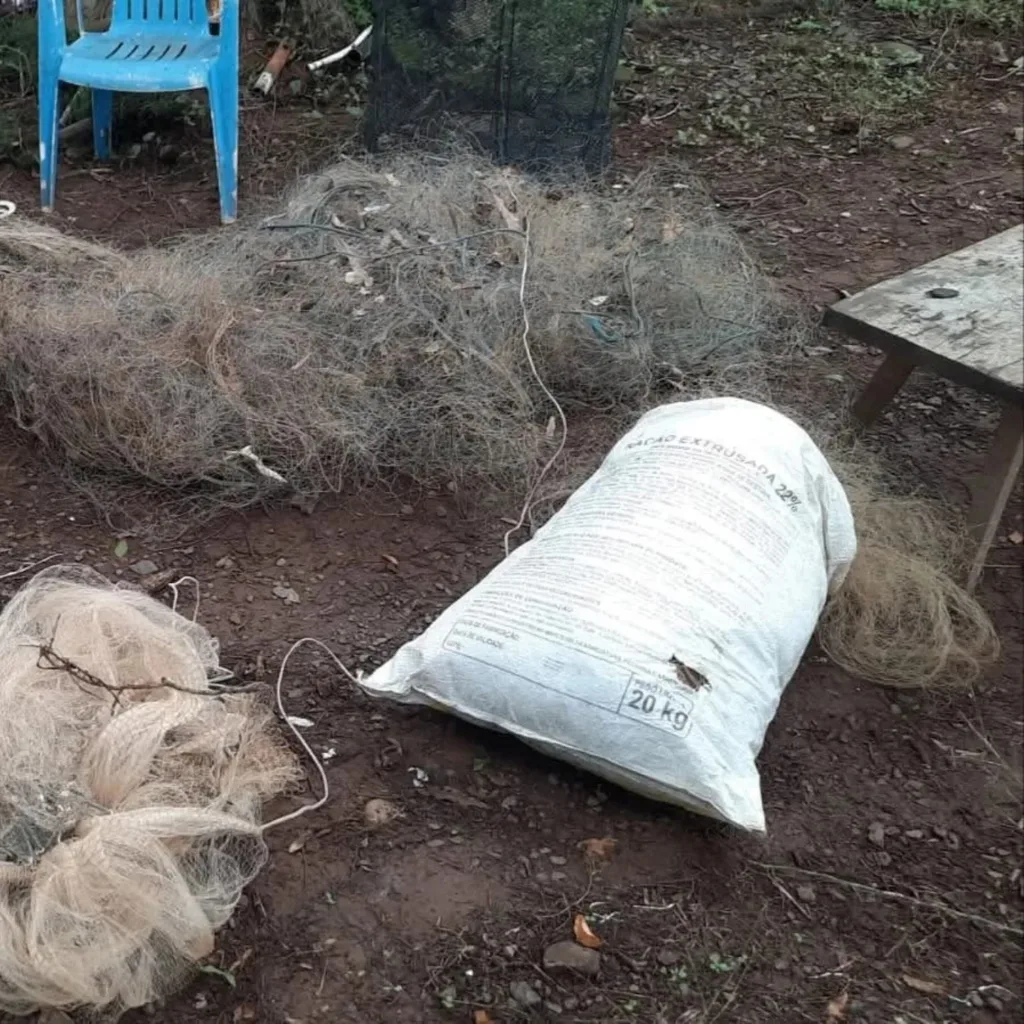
[363,398,857,830]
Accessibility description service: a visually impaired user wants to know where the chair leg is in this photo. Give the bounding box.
[91,89,114,160]
[38,74,61,212]
[207,77,238,224]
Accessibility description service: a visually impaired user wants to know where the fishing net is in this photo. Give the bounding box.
[0,566,299,1016]
[367,0,630,171]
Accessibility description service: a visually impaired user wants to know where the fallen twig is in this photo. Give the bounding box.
[754,862,1023,938]
[34,639,259,707]
[716,186,809,208]
[0,554,57,581]
[762,868,813,920]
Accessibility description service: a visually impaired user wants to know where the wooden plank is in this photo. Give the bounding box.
[825,224,1024,405]
[851,351,916,426]
[966,402,1024,592]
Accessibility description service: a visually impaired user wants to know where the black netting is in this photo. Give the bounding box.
[367,0,630,173]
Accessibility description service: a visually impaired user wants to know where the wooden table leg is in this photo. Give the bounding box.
[852,351,917,427]
[966,401,1024,592]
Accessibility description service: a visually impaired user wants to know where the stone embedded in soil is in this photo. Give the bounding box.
[363,798,400,827]
[874,40,923,65]
[509,980,542,1007]
[657,948,681,966]
[868,821,886,848]
[796,884,817,903]
[130,559,159,576]
[888,135,915,151]
[543,941,601,975]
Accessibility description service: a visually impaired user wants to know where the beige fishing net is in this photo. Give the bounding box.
[0,566,299,1016]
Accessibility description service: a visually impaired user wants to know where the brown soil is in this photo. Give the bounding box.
[1,3,1022,1023]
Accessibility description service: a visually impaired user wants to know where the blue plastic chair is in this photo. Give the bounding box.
[37,0,239,223]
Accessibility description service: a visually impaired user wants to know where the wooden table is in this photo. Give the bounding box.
[824,224,1023,591]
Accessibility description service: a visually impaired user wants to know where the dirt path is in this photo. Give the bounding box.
[0,3,1021,1023]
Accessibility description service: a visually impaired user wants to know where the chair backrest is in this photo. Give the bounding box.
[106,0,211,28]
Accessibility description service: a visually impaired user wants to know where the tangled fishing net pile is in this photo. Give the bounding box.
[0,151,1001,696]
[818,457,999,689]
[0,566,298,1016]
[0,152,794,514]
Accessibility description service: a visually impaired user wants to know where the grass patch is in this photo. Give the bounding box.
[0,12,36,98]
[873,0,1023,30]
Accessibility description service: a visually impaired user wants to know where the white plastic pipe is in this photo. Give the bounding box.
[308,25,372,73]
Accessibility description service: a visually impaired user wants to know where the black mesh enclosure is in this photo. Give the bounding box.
[367,0,630,173]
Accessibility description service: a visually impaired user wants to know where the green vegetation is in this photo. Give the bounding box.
[873,0,1023,29]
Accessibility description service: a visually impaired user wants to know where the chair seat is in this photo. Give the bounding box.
[59,30,220,91]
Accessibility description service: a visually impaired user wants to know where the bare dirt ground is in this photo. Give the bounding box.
[0,3,1022,1023]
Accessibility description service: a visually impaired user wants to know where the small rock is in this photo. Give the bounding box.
[545,1002,564,1014]
[990,100,1011,115]
[142,130,157,143]
[986,995,1004,1012]
[657,948,681,966]
[888,134,915,151]
[364,798,400,827]
[509,980,542,1007]
[543,941,601,975]
[875,40,923,66]
[868,821,886,848]
[549,855,567,866]
[927,286,959,299]
[130,559,159,577]
[272,584,301,605]
[796,884,817,903]
[1014,127,1024,144]
[969,991,985,1008]
[905,829,924,840]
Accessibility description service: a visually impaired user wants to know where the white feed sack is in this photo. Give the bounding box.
[364,398,857,831]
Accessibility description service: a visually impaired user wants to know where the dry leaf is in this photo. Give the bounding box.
[902,974,946,996]
[435,786,489,810]
[473,1011,492,1024]
[578,836,618,860]
[344,256,374,290]
[826,991,849,1020]
[1009,530,1023,545]
[573,914,602,949]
